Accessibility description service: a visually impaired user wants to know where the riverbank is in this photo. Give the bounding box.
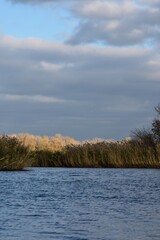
[0,135,159,170]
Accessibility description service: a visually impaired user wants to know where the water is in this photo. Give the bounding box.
[0,168,160,240]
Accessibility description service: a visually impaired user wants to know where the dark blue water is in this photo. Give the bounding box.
[0,168,160,240]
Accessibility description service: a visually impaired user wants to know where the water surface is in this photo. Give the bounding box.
[0,168,160,240]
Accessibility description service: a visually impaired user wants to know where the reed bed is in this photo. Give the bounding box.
[33,141,160,168]
[0,134,160,170]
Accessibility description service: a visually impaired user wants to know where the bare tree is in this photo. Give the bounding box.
[155,104,160,115]
[152,104,160,143]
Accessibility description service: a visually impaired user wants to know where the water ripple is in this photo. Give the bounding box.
[0,168,160,240]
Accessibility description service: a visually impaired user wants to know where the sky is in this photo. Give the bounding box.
[0,0,160,140]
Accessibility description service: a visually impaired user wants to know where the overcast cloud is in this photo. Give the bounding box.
[0,0,159,140]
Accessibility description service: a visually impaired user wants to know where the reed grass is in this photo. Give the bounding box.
[33,140,160,168]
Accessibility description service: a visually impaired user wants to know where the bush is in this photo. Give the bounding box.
[0,135,33,171]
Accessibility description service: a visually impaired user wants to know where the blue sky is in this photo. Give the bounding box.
[0,0,160,140]
[0,0,75,41]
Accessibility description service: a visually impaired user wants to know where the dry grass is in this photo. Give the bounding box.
[33,141,160,168]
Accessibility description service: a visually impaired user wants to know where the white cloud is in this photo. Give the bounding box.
[0,93,65,103]
[0,34,151,57]
[40,62,64,72]
[67,0,160,46]
[73,1,138,18]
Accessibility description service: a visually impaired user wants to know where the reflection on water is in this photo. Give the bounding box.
[0,168,160,240]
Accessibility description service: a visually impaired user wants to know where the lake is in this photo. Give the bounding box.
[0,168,160,240]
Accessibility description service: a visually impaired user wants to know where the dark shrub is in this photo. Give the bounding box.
[0,135,32,171]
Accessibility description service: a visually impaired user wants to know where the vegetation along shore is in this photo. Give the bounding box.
[0,105,159,171]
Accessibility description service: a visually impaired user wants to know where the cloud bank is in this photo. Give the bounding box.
[1,0,160,139]
[0,33,159,138]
